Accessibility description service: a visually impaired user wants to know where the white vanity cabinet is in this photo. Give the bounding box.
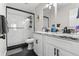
[33,33,43,56]
[45,42,55,56]
[45,36,75,56]
[45,43,74,56]
[33,32,78,56]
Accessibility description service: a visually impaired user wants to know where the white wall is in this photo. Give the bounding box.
[34,4,45,32]
[56,7,69,28]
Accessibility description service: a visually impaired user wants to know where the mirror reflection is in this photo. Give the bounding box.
[43,3,59,32]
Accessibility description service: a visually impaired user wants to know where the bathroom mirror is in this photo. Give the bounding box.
[43,3,55,32]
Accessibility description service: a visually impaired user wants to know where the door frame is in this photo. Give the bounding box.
[6,6,35,48]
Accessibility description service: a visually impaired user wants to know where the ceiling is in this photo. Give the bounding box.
[6,3,71,14]
[6,3,40,13]
[57,3,72,9]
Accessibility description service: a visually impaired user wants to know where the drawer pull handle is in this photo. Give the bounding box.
[57,49,59,56]
[54,48,56,56]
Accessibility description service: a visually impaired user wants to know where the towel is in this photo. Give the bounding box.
[0,15,9,34]
[0,16,2,34]
[2,15,9,34]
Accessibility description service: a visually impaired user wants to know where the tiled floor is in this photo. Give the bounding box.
[7,47,37,56]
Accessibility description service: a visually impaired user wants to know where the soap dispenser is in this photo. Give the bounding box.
[51,24,56,32]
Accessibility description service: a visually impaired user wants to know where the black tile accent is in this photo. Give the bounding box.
[9,48,37,56]
[7,43,28,51]
[6,6,34,15]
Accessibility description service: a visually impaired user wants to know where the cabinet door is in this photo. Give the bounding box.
[58,48,74,56]
[33,34,39,55]
[33,39,38,55]
[37,34,43,56]
[43,35,47,56]
[45,42,55,56]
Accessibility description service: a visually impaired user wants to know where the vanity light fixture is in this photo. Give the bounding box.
[45,4,49,8]
[44,3,53,10]
[48,5,52,10]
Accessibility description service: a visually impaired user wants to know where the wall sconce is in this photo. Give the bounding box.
[44,3,53,10]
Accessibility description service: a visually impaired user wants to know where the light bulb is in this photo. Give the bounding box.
[45,4,49,8]
[53,3,57,7]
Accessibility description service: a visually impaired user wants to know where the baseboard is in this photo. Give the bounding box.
[7,43,28,51]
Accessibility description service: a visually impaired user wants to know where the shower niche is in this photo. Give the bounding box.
[28,16,32,28]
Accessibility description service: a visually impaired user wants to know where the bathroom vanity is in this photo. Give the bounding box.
[33,32,79,56]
